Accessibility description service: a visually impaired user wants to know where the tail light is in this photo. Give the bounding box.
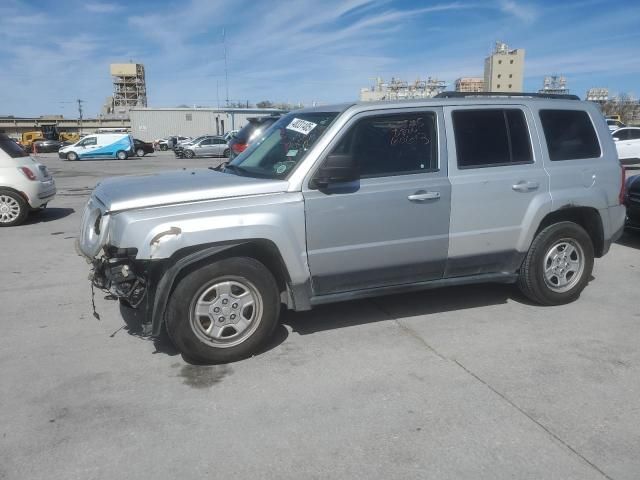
[619,166,626,205]
[19,166,37,181]
[232,142,247,154]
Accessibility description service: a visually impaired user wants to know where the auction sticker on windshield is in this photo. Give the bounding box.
[286,118,317,135]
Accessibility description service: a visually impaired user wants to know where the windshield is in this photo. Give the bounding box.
[228,112,338,179]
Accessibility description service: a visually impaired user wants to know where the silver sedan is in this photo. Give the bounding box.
[183,137,230,158]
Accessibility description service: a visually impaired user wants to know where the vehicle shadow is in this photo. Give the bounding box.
[117,300,289,363]
[23,207,75,225]
[282,282,531,335]
[616,230,640,249]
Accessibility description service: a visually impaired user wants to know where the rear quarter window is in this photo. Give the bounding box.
[539,110,601,161]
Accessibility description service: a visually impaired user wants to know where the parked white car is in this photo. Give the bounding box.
[612,127,640,164]
[0,134,56,226]
[607,119,625,132]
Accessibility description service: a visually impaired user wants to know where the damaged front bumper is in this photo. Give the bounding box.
[89,249,147,308]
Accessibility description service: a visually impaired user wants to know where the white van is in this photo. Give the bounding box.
[59,134,134,161]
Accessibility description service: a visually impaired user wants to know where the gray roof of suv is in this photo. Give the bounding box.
[296,96,590,115]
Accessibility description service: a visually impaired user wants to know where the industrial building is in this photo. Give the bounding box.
[359,77,447,101]
[128,107,283,142]
[484,42,525,92]
[111,63,147,108]
[454,77,485,93]
[0,115,130,139]
[538,75,569,95]
[586,88,609,102]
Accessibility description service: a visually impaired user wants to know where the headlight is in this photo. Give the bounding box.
[79,198,110,258]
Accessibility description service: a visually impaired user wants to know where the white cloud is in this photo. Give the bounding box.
[499,0,538,23]
[85,2,121,13]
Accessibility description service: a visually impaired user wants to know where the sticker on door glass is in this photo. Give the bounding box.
[286,118,317,135]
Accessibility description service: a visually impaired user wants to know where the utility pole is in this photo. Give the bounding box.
[77,99,84,135]
[223,28,229,107]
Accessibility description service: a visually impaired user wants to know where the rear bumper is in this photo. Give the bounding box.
[24,179,56,208]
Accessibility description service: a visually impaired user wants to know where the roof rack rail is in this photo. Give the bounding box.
[434,91,581,100]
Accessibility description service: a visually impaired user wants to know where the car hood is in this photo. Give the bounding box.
[93,168,289,212]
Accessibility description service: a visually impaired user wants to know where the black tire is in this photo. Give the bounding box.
[116,150,128,160]
[136,148,145,157]
[0,189,29,227]
[66,151,78,161]
[166,257,280,364]
[223,148,230,158]
[184,150,194,159]
[518,221,594,305]
[160,144,168,151]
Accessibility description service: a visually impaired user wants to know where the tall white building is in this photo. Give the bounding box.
[484,42,525,93]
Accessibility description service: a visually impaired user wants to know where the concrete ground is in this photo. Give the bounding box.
[1,151,639,480]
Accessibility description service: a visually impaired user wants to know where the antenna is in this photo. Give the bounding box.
[223,28,229,107]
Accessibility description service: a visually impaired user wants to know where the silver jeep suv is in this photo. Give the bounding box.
[78,93,626,363]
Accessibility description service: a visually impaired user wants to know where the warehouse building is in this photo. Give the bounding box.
[129,107,283,142]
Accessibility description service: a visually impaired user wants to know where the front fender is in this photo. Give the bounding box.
[149,241,250,336]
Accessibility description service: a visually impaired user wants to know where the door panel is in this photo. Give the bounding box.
[304,176,450,294]
[444,105,551,276]
[303,108,450,296]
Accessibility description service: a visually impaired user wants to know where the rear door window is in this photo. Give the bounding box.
[452,109,533,168]
[0,135,27,158]
[539,110,601,160]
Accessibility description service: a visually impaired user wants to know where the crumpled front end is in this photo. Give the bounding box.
[90,248,147,308]
[78,195,149,310]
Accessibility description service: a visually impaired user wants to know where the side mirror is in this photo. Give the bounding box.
[310,153,359,189]
[613,137,620,142]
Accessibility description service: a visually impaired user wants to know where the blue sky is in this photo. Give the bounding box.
[1,0,639,117]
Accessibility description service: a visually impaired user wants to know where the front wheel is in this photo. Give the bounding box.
[136,148,145,157]
[116,150,128,160]
[166,257,280,363]
[184,150,194,159]
[160,144,168,151]
[223,148,230,158]
[518,222,594,305]
[66,151,78,161]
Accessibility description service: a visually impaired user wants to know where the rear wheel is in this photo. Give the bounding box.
[66,151,78,161]
[0,189,28,227]
[223,148,230,158]
[518,222,594,305]
[166,257,280,363]
[116,150,128,160]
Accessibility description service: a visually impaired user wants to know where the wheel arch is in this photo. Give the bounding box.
[150,239,293,336]
[0,186,29,203]
[534,206,605,257]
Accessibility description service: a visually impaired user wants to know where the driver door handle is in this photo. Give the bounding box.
[512,181,539,192]
[408,191,440,202]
